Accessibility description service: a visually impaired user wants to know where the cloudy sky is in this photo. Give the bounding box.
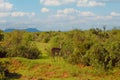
[0,0,120,31]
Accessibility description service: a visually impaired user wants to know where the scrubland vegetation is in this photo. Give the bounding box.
[0,28,120,80]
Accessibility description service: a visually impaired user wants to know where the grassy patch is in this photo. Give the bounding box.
[1,57,120,80]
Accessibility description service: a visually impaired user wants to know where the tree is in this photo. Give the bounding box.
[85,43,109,71]
[0,30,6,58]
[3,30,41,59]
[107,41,120,68]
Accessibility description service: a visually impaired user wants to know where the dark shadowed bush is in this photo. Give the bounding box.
[25,46,41,59]
[0,60,9,79]
[85,43,109,71]
[106,41,120,69]
[0,46,7,58]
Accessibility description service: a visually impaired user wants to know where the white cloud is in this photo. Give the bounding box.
[110,12,120,16]
[0,0,13,11]
[40,0,60,6]
[53,14,75,20]
[0,12,35,17]
[0,0,35,18]
[11,12,31,17]
[58,8,79,14]
[80,11,95,16]
[50,8,116,23]
[40,0,105,7]
[0,12,10,17]
[92,15,112,20]
[41,8,50,13]
[31,12,36,16]
[11,12,26,17]
[77,0,105,7]
[40,0,75,6]
[11,12,36,17]
[93,12,120,20]
[56,8,95,17]
[49,8,96,22]
[0,20,6,23]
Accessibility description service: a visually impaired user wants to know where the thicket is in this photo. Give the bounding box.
[0,60,9,80]
[33,28,120,71]
[0,28,120,71]
[0,30,41,59]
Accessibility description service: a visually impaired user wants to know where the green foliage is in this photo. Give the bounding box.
[85,43,109,70]
[66,52,81,64]
[25,46,41,59]
[0,60,9,79]
[61,39,74,57]
[0,45,7,58]
[0,30,4,41]
[106,41,120,68]
[3,30,41,59]
[33,29,120,71]
[62,29,120,71]
[0,30,6,58]
[0,28,120,72]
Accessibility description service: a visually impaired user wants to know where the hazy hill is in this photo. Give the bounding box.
[4,28,40,32]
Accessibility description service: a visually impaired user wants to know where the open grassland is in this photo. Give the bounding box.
[1,42,120,80]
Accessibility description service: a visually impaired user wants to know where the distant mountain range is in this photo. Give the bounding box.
[4,28,40,32]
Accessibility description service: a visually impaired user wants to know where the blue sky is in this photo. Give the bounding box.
[0,0,120,31]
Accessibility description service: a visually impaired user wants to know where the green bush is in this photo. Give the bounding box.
[0,46,7,58]
[0,61,9,79]
[66,51,82,64]
[6,44,41,59]
[85,43,109,71]
[0,28,120,72]
[106,41,120,68]
[24,46,41,59]
[3,30,41,59]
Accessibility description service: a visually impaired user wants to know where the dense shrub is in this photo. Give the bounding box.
[63,29,120,71]
[0,46,7,58]
[24,46,41,59]
[3,30,41,59]
[66,51,82,64]
[6,44,41,59]
[0,60,9,79]
[85,43,109,70]
[0,28,120,71]
[106,41,120,68]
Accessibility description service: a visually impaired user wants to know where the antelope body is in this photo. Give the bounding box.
[51,48,61,56]
[50,43,62,61]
